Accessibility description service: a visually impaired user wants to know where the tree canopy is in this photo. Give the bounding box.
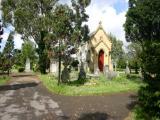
[108,33,124,61]
[2,0,90,75]
[108,33,125,69]
[0,32,14,74]
[124,0,160,119]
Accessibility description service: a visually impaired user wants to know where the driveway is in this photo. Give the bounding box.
[0,74,137,120]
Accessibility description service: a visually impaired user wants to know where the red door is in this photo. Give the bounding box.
[98,50,104,72]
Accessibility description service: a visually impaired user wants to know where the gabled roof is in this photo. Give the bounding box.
[89,21,112,43]
[94,40,111,51]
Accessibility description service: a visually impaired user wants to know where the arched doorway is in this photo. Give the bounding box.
[98,50,104,72]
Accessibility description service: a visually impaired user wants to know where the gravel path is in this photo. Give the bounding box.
[0,74,137,120]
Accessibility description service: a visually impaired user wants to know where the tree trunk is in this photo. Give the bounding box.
[58,40,61,85]
[38,31,47,74]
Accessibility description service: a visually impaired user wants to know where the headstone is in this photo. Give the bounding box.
[83,62,88,72]
[104,65,109,75]
[61,66,70,83]
[106,71,118,80]
[125,61,130,75]
[50,59,58,76]
[25,58,30,72]
[114,62,117,71]
[78,62,86,81]
[139,67,143,79]
[94,68,100,75]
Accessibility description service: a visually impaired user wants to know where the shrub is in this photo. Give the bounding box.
[18,67,25,72]
[71,60,79,71]
[138,85,160,119]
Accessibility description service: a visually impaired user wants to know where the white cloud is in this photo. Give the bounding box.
[86,0,128,46]
[14,34,23,49]
[0,28,23,51]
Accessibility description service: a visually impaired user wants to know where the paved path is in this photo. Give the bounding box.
[0,74,137,120]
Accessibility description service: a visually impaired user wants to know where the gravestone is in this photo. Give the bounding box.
[78,62,86,81]
[104,65,109,75]
[139,67,143,79]
[25,58,30,72]
[50,59,58,76]
[94,68,100,75]
[125,61,130,75]
[61,66,70,83]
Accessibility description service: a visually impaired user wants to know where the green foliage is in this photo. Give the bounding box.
[124,0,160,118]
[124,0,160,43]
[21,40,37,70]
[18,67,25,73]
[2,0,91,80]
[0,21,3,49]
[12,49,23,68]
[71,60,79,70]
[78,63,86,83]
[108,33,125,69]
[21,41,36,60]
[2,0,58,74]
[0,76,10,85]
[138,85,160,119]
[50,1,90,83]
[126,43,142,74]
[0,32,14,74]
[117,57,126,69]
[108,34,124,60]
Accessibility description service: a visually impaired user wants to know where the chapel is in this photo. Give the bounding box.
[84,21,113,73]
[50,22,113,74]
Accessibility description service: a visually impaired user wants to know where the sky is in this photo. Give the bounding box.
[0,0,129,51]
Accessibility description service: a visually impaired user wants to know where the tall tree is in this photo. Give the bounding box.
[12,49,23,68]
[71,0,91,81]
[1,32,14,75]
[50,4,74,84]
[108,34,124,70]
[52,0,90,84]
[126,43,142,74]
[124,0,160,119]
[0,20,3,49]
[21,40,37,69]
[2,0,58,74]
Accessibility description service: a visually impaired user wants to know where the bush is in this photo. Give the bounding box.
[71,60,79,71]
[138,85,160,119]
[18,67,25,72]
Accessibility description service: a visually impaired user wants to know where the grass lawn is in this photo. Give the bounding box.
[0,76,10,85]
[40,73,145,96]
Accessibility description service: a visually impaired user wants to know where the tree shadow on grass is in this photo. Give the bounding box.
[0,82,38,91]
[127,74,141,81]
[11,74,35,78]
[78,112,110,120]
[67,79,88,86]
